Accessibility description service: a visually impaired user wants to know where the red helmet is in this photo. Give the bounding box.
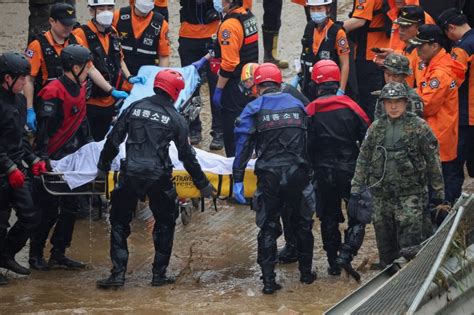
[311,60,341,84]
[254,63,282,85]
[153,69,185,101]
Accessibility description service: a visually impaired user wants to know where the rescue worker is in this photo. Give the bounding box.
[374,5,430,87]
[113,0,170,76]
[25,2,129,134]
[73,0,134,141]
[261,0,288,69]
[154,0,169,21]
[374,53,424,119]
[410,24,465,205]
[28,0,76,44]
[239,62,309,264]
[386,1,435,52]
[438,8,474,196]
[95,69,215,288]
[177,0,223,149]
[350,82,444,267]
[305,60,369,276]
[213,0,259,157]
[0,52,45,284]
[300,0,351,101]
[233,63,317,294]
[28,45,93,271]
[343,0,391,120]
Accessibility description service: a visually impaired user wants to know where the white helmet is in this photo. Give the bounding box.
[306,0,333,5]
[88,0,116,6]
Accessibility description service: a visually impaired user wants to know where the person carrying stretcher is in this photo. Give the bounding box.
[95,69,216,289]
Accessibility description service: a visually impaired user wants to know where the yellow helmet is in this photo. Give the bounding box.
[239,63,259,97]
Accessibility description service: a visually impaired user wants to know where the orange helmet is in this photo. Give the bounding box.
[254,63,282,85]
[153,69,185,101]
[311,60,341,84]
[239,62,259,97]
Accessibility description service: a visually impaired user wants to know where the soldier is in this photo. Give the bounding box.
[374,53,424,119]
[350,82,444,267]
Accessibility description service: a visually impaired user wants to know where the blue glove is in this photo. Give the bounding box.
[128,76,146,85]
[26,108,37,132]
[233,182,246,204]
[192,57,208,71]
[212,87,223,110]
[337,88,345,96]
[111,89,129,99]
[290,75,300,88]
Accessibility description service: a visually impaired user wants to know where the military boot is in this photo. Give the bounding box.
[277,244,298,264]
[29,256,50,271]
[209,131,224,150]
[261,270,282,295]
[96,272,125,289]
[326,250,341,276]
[0,256,30,275]
[151,266,175,287]
[262,29,289,69]
[0,273,8,285]
[48,250,86,270]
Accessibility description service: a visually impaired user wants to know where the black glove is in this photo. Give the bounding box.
[200,183,217,198]
[347,193,362,220]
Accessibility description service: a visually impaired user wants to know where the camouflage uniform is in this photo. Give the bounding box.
[373,54,424,120]
[351,82,444,266]
[28,0,76,43]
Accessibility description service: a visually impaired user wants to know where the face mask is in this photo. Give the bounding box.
[96,10,114,27]
[135,0,154,15]
[310,11,327,24]
[213,0,223,13]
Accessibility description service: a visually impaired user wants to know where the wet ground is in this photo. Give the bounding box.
[1,0,474,313]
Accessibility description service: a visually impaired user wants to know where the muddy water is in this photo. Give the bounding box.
[1,200,379,314]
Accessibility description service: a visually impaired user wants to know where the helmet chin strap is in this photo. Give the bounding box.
[6,75,19,94]
[72,64,87,86]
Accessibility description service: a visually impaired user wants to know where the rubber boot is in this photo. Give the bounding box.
[0,273,8,285]
[277,244,298,264]
[151,265,175,287]
[298,254,317,284]
[96,272,125,289]
[261,269,282,295]
[262,30,289,69]
[0,256,30,275]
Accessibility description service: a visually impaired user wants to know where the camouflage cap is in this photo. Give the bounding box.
[380,82,408,100]
[383,53,412,75]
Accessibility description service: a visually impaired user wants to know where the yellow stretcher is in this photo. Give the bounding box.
[105,169,258,199]
[41,169,258,199]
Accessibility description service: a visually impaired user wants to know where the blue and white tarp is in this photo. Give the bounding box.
[119,65,201,115]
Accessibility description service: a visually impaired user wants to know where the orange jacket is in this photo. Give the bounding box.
[73,21,127,108]
[26,31,83,83]
[415,49,465,162]
[291,0,306,6]
[243,0,252,9]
